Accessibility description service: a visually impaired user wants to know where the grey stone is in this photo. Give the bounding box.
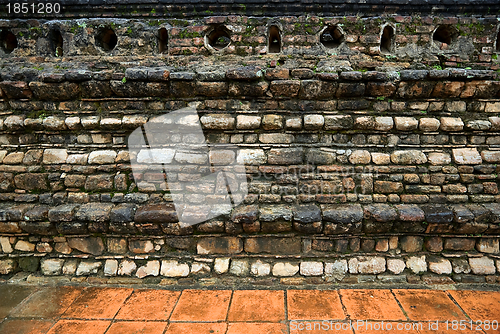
[293,204,321,223]
[428,257,452,275]
[272,262,299,276]
[387,259,406,274]
[324,260,348,281]
[0,259,17,274]
[136,260,160,278]
[391,150,427,165]
[355,257,386,274]
[214,258,230,274]
[48,204,79,222]
[104,259,118,276]
[469,257,496,275]
[110,204,137,223]
[250,260,271,276]
[161,260,189,277]
[451,258,471,274]
[75,203,113,223]
[229,259,249,276]
[41,258,64,275]
[76,261,102,276]
[118,260,137,276]
[421,205,453,223]
[406,255,427,274]
[259,205,292,222]
[321,204,363,223]
[300,261,323,276]
[364,204,397,222]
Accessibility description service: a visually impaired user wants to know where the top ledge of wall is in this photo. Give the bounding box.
[0,0,500,19]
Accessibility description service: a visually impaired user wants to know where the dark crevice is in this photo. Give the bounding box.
[49,29,64,57]
[496,29,500,52]
[433,25,457,46]
[380,25,394,54]
[0,29,17,54]
[96,27,117,51]
[268,25,281,54]
[158,28,168,54]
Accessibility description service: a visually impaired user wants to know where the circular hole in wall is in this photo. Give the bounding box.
[49,28,64,57]
[96,27,117,51]
[0,29,18,53]
[433,25,458,48]
[207,25,231,51]
[380,25,395,54]
[320,25,344,49]
[158,27,168,54]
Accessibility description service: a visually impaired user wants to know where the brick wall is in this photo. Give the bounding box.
[0,12,499,285]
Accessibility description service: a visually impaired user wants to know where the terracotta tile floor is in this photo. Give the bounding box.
[0,285,499,333]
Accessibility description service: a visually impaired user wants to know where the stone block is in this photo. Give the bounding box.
[400,236,423,252]
[391,150,427,165]
[476,238,499,254]
[236,115,261,129]
[244,237,301,254]
[67,237,105,255]
[304,115,325,130]
[406,255,427,274]
[349,150,371,164]
[270,80,301,97]
[272,262,299,276]
[160,260,189,277]
[300,262,323,276]
[236,149,267,165]
[129,239,154,253]
[76,261,102,276]
[452,148,482,165]
[134,204,178,224]
[88,150,117,164]
[118,260,137,276]
[200,114,235,130]
[387,258,405,274]
[214,258,230,274]
[250,260,271,276]
[440,117,464,131]
[226,66,263,80]
[229,259,249,276]
[136,260,160,278]
[43,149,67,164]
[324,115,353,130]
[41,258,64,276]
[197,237,243,255]
[469,257,496,275]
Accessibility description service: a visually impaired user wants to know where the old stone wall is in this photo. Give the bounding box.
[0,8,500,285]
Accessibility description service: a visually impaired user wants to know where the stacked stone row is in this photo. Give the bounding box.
[1,252,499,285]
[0,201,499,235]
[1,68,500,102]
